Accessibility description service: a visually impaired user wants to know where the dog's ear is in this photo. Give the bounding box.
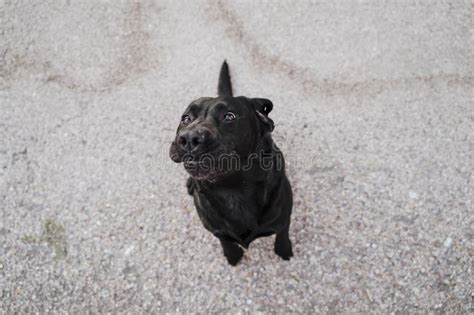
[252,98,273,115]
[252,98,274,133]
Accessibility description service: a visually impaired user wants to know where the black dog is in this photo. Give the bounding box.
[169,61,293,265]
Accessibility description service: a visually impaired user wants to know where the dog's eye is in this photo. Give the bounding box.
[181,115,192,125]
[223,112,236,121]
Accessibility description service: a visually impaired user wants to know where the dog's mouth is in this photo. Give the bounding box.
[170,139,242,181]
[182,149,239,181]
[183,160,213,180]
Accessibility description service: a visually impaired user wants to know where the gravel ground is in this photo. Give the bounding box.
[1,0,473,313]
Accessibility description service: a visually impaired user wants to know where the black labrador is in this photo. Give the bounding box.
[169,61,293,265]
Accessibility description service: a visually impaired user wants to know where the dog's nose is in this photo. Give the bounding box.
[177,129,209,152]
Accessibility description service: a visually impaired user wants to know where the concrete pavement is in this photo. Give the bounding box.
[1,0,473,313]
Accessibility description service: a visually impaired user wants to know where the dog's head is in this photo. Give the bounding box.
[169,96,274,181]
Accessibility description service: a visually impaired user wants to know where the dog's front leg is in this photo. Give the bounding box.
[186,177,195,195]
[219,238,244,266]
[274,225,293,260]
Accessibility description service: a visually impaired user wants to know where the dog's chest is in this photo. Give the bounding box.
[194,183,266,240]
[221,189,260,225]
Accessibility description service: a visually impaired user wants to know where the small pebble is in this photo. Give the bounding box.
[443,237,453,248]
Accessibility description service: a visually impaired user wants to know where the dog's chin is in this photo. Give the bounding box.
[183,161,235,182]
[182,149,239,182]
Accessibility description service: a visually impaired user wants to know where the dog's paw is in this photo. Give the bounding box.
[274,241,293,261]
[224,246,244,266]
